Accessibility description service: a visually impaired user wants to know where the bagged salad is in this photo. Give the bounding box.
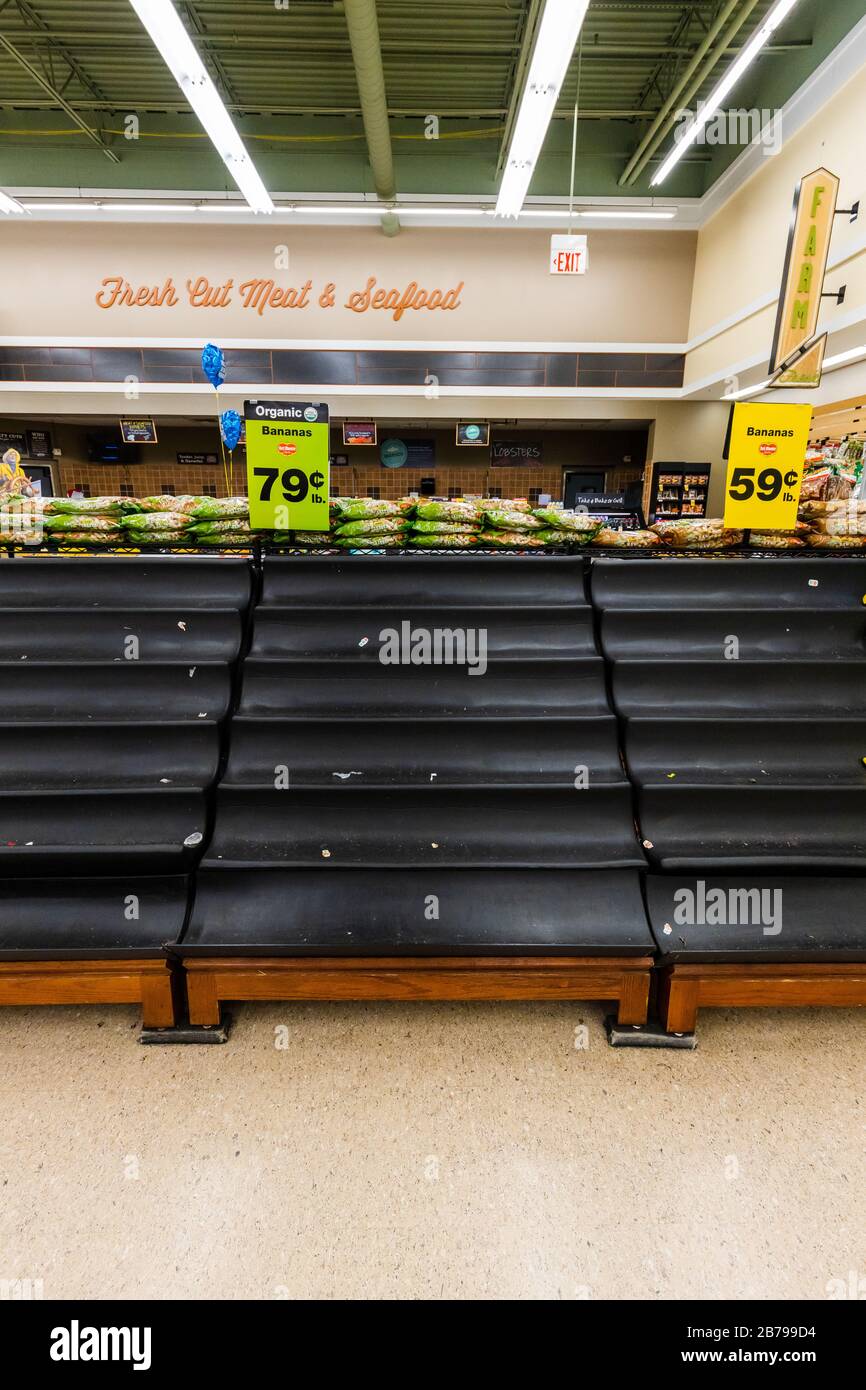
[483,507,544,531]
[415,500,482,524]
[409,533,477,548]
[410,519,477,535]
[44,496,125,515]
[121,512,192,532]
[333,498,411,521]
[334,517,409,537]
[477,530,548,548]
[188,497,249,520]
[335,534,405,548]
[43,513,122,533]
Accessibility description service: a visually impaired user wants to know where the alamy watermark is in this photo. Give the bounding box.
[378,620,487,676]
[673,105,782,157]
[673,880,782,936]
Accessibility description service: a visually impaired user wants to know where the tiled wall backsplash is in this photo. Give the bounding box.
[59,462,642,501]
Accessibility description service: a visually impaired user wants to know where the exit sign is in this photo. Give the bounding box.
[549,234,588,275]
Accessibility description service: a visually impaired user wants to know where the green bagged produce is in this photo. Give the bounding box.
[188,497,249,520]
[409,533,478,548]
[532,508,603,535]
[133,495,206,513]
[334,517,409,537]
[415,500,482,523]
[43,513,122,533]
[482,507,544,531]
[480,497,531,512]
[477,530,548,547]
[52,529,125,544]
[410,519,477,535]
[188,518,252,536]
[335,534,405,548]
[282,530,333,545]
[121,512,191,532]
[195,532,251,546]
[332,498,410,521]
[43,496,125,515]
[535,529,581,544]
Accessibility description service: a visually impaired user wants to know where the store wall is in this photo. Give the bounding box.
[684,69,866,389]
[0,223,696,346]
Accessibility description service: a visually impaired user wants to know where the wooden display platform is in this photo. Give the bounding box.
[184,955,653,1027]
[0,958,179,1028]
[657,962,866,1034]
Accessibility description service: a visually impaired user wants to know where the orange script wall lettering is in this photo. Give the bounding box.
[94,274,464,319]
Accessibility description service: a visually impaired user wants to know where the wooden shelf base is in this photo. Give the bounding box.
[0,958,179,1028]
[183,955,654,1028]
[658,962,866,1035]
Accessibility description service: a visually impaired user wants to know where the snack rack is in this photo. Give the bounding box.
[642,463,710,522]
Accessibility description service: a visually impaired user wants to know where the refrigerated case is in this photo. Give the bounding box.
[643,463,710,522]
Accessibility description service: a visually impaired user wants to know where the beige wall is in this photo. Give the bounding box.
[0,222,696,345]
[685,70,866,389]
[649,401,732,515]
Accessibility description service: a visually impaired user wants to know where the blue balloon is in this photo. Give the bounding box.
[220,409,242,452]
[201,342,225,389]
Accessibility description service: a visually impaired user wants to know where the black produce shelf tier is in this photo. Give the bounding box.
[594,555,866,883]
[646,875,866,963]
[183,868,653,957]
[601,609,866,661]
[223,717,627,787]
[240,658,611,719]
[0,557,250,918]
[260,553,589,608]
[249,606,596,662]
[204,786,646,869]
[0,875,188,959]
[612,661,866,718]
[0,723,219,792]
[626,718,866,785]
[592,556,866,609]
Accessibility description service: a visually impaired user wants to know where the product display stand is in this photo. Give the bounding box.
[183,954,653,1027]
[657,962,866,1034]
[0,958,180,1027]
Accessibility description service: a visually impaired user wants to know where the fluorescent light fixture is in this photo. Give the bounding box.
[824,343,866,369]
[574,208,676,219]
[723,342,866,399]
[127,0,274,213]
[651,0,801,186]
[15,197,677,222]
[722,377,771,401]
[0,190,25,215]
[496,0,591,217]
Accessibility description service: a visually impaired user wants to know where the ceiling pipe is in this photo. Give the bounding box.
[342,0,399,234]
[619,0,761,187]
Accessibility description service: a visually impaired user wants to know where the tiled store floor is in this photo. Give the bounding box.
[1,1003,863,1301]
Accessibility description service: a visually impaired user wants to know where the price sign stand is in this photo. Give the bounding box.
[723,403,813,531]
[244,400,330,533]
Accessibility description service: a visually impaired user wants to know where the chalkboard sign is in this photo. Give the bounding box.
[119,417,158,444]
[26,429,52,459]
[491,440,542,464]
[177,452,218,466]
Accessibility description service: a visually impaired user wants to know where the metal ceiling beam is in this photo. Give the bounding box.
[10,0,117,114]
[619,0,759,186]
[342,0,398,232]
[0,32,119,161]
